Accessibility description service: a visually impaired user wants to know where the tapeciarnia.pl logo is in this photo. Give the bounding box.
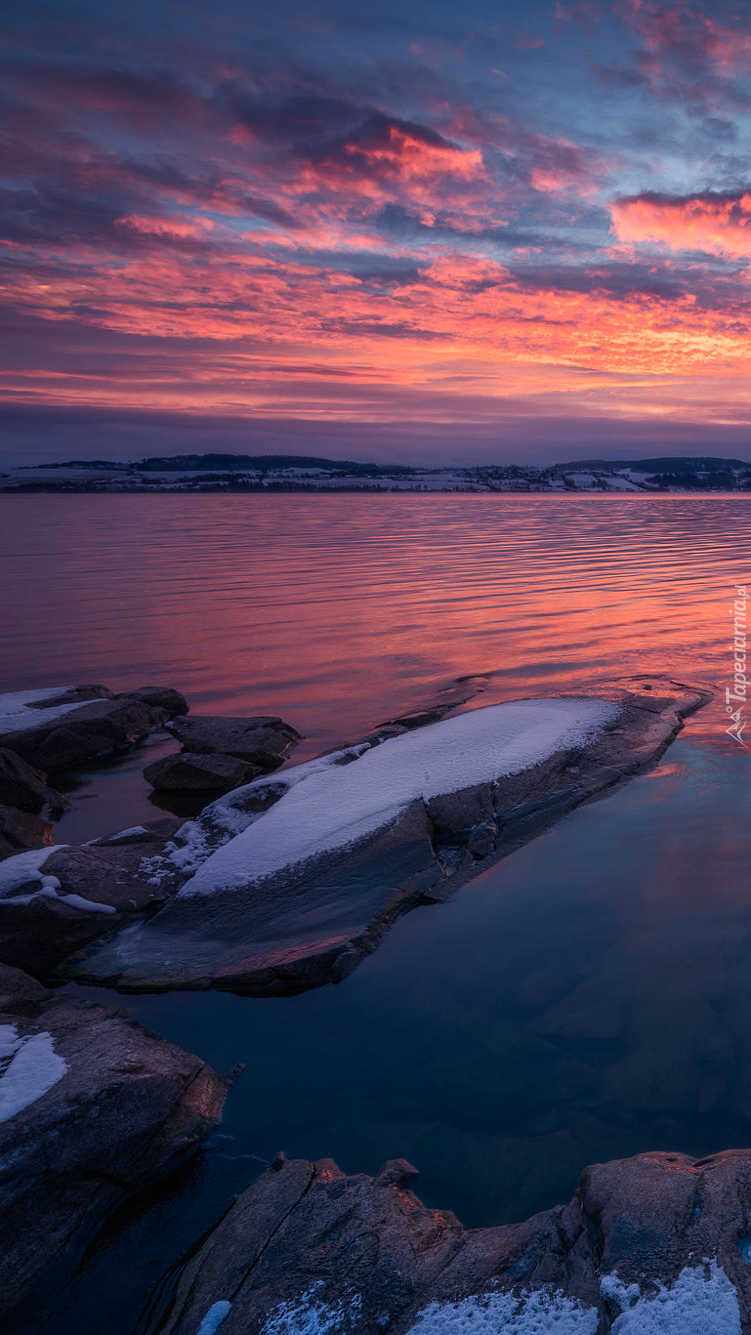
[726,584,748,747]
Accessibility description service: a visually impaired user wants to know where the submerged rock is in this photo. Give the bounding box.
[0,963,226,1329]
[65,677,710,997]
[157,1148,751,1334]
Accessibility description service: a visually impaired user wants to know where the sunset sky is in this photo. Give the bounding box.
[4,0,751,464]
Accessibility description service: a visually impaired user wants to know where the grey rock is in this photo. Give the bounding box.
[65,677,711,997]
[158,1148,751,1334]
[145,751,258,794]
[0,963,226,1328]
[167,714,300,770]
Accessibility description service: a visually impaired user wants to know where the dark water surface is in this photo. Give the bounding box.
[2,494,750,1331]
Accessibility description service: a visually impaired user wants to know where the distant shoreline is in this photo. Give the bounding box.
[3,451,751,495]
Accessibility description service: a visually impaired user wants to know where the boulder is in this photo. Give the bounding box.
[158,1149,751,1334]
[0,748,49,812]
[127,686,189,715]
[0,963,226,1329]
[1,694,168,774]
[0,804,54,862]
[145,751,257,794]
[0,819,181,975]
[167,714,300,770]
[65,678,711,997]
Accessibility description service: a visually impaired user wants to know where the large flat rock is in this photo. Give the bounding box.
[0,963,226,1328]
[158,1147,751,1334]
[65,677,710,996]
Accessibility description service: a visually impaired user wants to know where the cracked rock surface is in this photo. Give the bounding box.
[158,1148,751,1334]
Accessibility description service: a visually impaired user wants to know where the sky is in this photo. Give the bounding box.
[4,0,751,465]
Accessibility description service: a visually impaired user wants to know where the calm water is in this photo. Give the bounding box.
[2,494,750,1332]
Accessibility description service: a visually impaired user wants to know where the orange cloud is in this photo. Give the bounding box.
[611,191,751,258]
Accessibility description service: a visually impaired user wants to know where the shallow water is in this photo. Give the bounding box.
[2,494,750,1331]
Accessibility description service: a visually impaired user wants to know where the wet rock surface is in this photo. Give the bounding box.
[0,963,226,1331]
[66,678,711,997]
[158,1148,751,1334]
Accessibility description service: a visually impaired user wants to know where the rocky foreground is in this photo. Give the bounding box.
[65,677,709,996]
[158,1150,751,1334]
[7,671,749,1335]
[0,963,226,1329]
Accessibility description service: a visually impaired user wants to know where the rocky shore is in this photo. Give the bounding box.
[158,1149,751,1334]
[9,670,751,1334]
[66,677,708,997]
[0,962,226,1329]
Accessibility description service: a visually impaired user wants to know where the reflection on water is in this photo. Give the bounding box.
[4,493,750,1331]
[1,493,747,758]
[52,733,751,1335]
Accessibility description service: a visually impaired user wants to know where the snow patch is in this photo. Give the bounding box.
[0,686,93,734]
[106,825,148,842]
[0,1025,68,1122]
[178,698,619,897]
[0,844,114,913]
[603,1261,741,1333]
[0,846,67,899]
[196,1300,232,1335]
[407,1285,599,1333]
[260,1284,363,1334]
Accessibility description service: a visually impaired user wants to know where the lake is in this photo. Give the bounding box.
[1,493,749,1332]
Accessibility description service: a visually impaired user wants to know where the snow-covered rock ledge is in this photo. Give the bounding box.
[0,963,227,1329]
[65,677,710,997]
[157,1146,750,1335]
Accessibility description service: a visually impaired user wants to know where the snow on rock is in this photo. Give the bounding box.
[178,698,619,897]
[196,1301,232,1335]
[0,687,92,734]
[603,1262,742,1334]
[407,1286,599,1333]
[0,1024,68,1122]
[0,845,67,898]
[260,1283,364,1334]
[0,844,115,913]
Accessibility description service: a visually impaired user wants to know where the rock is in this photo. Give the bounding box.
[127,685,189,715]
[0,804,54,862]
[0,748,49,812]
[0,963,226,1329]
[157,1148,751,1334]
[167,714,300,770]
[145,751,258,794]
[64,678,711,997]
[23,684,114,708]
[0,693,169,774]
[0,820,181,975]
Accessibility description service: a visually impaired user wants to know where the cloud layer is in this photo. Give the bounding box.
[3,0,751,462]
